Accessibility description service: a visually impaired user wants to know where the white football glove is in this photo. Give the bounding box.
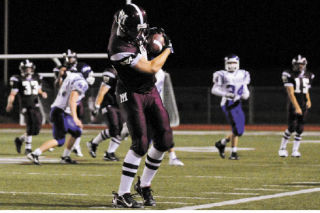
[225,92,235,99]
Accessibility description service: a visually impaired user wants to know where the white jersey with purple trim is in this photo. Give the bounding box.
[51,72,89,113]
[212,69,251,106]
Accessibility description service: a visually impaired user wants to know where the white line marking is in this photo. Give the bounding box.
[169,187,320,210]
[173,146,254,153]
[0,191,109,197]
[263,184,314,188]
[234,188,287,191]
[291,182,320,184]
[203,192,260,195]
[156,196,217,200]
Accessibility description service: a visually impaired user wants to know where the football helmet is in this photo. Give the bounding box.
[116,3,148,40]
[225,54,240,72]
[80,66,95,85]
[62,49,77,67]
[292,55,307,72]
[19,59,35,77]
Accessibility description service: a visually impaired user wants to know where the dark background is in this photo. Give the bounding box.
[1,0,320,87]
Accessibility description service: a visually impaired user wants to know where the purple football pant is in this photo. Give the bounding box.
[222,100,245,136]
[118,86,174,156]
[50,107,82,146]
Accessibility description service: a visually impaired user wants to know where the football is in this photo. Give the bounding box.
[147,33,166,54]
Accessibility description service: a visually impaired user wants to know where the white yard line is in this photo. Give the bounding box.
[234,188,287,191]
[203,192,260,195]
[169,187,320,210]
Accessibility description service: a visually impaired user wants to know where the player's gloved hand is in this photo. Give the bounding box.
[91,105,100,117]
[163,33,174,53]
[225,92,235,99]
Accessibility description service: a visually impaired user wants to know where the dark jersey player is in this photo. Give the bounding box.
[87,66,128,161]
[6,59,47,154]
[279,55,315,158]
[108,3,174,208]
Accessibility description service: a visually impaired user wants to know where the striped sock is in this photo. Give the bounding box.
[280,129,292,149]
[140,146,165,188]
[118,150,142,196]
[107,137,121,153]
[293,133,302,152]
[92,129,110,145]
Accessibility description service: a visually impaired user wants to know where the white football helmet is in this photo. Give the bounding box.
[292,54,307,72]
[225,54,240,72]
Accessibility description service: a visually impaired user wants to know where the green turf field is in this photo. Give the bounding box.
[0,129,320,210]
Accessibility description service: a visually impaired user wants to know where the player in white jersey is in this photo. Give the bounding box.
[27,70,95,165]
[155,69,184,166]
[211,55,250,160]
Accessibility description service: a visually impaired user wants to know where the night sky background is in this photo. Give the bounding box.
[1,0,320,87]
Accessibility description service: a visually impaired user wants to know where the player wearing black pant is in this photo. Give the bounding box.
[6,60,47,154]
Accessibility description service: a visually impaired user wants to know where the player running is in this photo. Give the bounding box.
[6,60,47,155]
[27,65,95,165]
[211,55,251,160]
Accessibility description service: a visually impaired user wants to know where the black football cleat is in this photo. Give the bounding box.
[229,152,239,160]
[103,152,119,161]
[215,140,226,159]
[86,140,97,158]
[24,149,32,155]
[14,137,23,154]
[60,156,78,164]
[112,191,143,208]
[134,176,156,206]
[27,153,40,165]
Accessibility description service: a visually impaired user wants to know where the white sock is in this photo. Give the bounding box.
[73,137,81,149]
[232,147,237,153]
[118,150,142,196]
[108,137,121,153]
[293,134,302,152]
[25,135,32,149]
[280,129,292,149]
[169,150,177,160]
[93,129,110,145]
[141,146,165,188]
[62,148,71,157]
[33,148,42,156]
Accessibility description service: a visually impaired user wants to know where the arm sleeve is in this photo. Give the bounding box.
[282,71,294,87]
[241,84,250,100]
[211,72,227,97]
[72,79,89,95]
[9,76,19,93]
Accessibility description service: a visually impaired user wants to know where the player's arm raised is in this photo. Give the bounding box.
[286,86,302,115]
[69,91,83,129]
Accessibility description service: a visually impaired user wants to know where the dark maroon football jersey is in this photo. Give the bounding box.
[107,13,156,93]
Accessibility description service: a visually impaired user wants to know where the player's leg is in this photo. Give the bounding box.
[135,88,174,206]
[28,107,66,165]
[71,103,85,156]
[61,113,82,164]
[14,109,27,153]
[291,111,307,157]
[104,106,123,161]
[61,136,79,164]
[87,106,111,158]
[113,92,148,208]
[24,107,42,155]
[227,102,245,160]
[168,148,184,166]
[279,107,295,157]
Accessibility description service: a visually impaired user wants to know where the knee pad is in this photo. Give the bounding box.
[57,138,66,146]
[70,129,82,139]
